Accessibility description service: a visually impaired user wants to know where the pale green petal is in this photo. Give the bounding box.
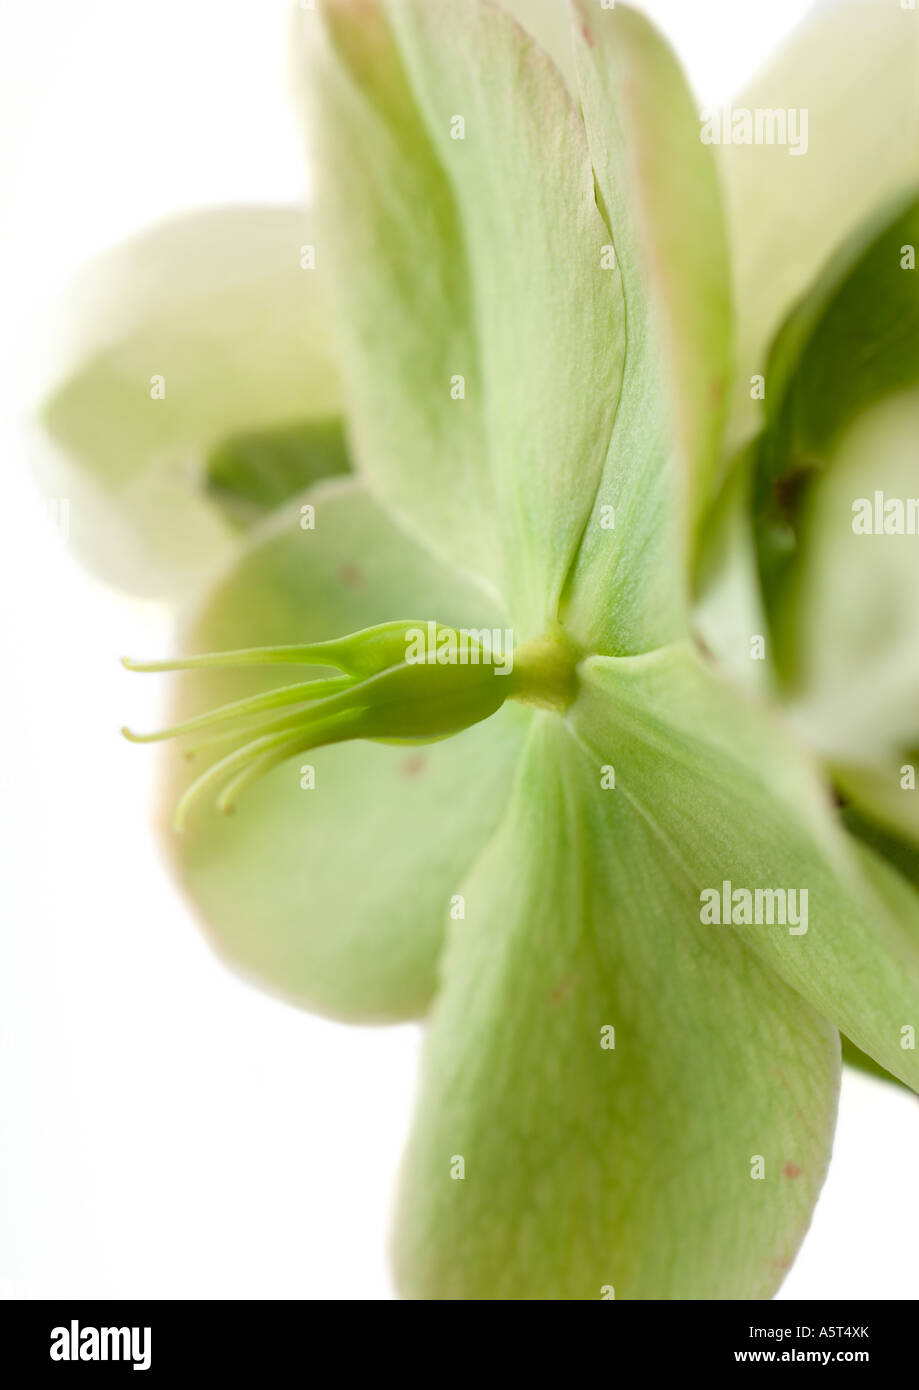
[563,2,732,655]
[571,646,919,1090]
[759,196,919,464]
[38,205,344,597]
[158,478,530,1022]
[721,0,919,449]
[745,203,919,831]
[393,716,838,1300]
[751,195,919,641]
[691,191,919,698]
[300,0,625,636]
[780,391,919,765]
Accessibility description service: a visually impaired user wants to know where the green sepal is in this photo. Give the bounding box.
[393,714,839,1299]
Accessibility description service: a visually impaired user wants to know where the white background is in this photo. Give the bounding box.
[0,0,916,1300]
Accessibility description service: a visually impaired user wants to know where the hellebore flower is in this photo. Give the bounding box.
[39,0,919,1298]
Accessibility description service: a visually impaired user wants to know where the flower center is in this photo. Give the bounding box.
[123,619,579,830]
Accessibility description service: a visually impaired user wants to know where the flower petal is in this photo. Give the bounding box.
[700,196,919,695]
[38,205,345,597]
[157,478,530,1022]
[300,0,625,636]
[701,200,919,832]
[750,193,919,654]
[393,716,838,1299]
[562,2,732,655]
[779,391,919,765]
[721,0,919,449]
[837,760,919,852]
[571,645,919,1090]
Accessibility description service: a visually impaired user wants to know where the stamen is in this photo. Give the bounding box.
[121,674,353,744]
[122,645,348,674]
[215,713,362,816]
[181,705,326,759]
[173,708,367,832]
[123,619,519,826]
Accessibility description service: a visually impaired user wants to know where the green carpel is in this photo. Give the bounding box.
[124,617,580,828]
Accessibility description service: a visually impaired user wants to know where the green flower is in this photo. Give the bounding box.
[40,0,919,1298]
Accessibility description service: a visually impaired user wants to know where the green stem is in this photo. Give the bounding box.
[507,628,581,712]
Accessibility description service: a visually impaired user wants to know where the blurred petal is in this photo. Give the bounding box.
[759,196,919,468]
[752,195,919,647]
[843,801,919,889]
[393,717,838,1299]
[203,416,348,529]
[721,0,919,448]
[702,197,919,701]
[837,759,919,852]
[564,2,732,655]
[571,646,919,1090]
[756,215,919,829]
[38,205,344,597]
[158,478,530,1022]
[300,0,625,636]
[779,391,919,764]
[704,199,919,832]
